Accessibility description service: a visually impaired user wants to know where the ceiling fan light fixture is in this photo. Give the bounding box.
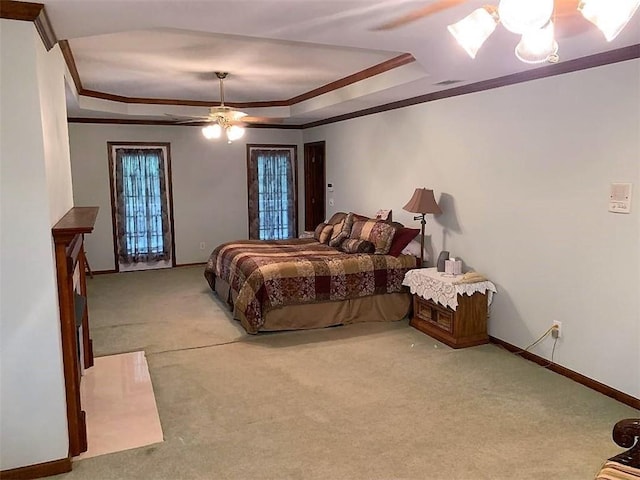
[515,20,558,64]
[447,7,499,59]
[226,125,245,142]
[578,0,640,41]
[202,123,222,139]
[498,0,554,34]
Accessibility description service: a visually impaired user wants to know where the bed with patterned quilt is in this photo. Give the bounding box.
[204,212,419,334]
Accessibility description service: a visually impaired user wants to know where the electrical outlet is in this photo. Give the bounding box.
[552,320,562,339]
[199,242,206,250]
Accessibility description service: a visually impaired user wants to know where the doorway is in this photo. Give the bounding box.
[304,141,326,231]
[107,142,176,272]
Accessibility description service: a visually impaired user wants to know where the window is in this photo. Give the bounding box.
[108,143,174,271]
[247,145,298,240]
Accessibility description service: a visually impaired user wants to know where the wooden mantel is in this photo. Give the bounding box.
[52,206,99,460]
[52,206,99,240]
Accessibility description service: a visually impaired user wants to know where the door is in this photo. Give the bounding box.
[304,141,326,231]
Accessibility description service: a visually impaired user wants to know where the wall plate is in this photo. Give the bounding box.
[609,183,632,213]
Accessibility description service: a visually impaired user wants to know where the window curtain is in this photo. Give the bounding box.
[115,148,171,263]
[248,149,296,240]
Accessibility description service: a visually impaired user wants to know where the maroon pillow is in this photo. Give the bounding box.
[388,228,420,257]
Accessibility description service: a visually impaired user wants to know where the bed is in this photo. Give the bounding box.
[204,213,419,333]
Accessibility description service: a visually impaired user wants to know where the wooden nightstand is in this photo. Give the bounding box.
[403,268,496,349]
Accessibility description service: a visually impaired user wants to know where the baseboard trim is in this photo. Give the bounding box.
[174,262,206,268]
[489,336,640,410]
[92,264,204,275]
[91,269,117,275]
[0,457,71,480]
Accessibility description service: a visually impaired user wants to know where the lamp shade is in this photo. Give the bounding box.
[579,0,640,41]
[202,123,222,139]
[515,20,558,64]
[226,125,245,141]
[403,188,442,215]
[448,7,499,59]
[498,0,554,34]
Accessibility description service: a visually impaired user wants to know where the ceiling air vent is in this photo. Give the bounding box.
[434,79,463,85]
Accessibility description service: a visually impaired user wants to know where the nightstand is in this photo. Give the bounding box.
[402,268,497,348]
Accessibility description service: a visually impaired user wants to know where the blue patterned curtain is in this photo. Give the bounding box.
[115,148,170,263]
[248,148,296,240]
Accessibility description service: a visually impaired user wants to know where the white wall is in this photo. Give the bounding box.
[304,59,640,399]
[69,125,303,271]
[0,20,73,470]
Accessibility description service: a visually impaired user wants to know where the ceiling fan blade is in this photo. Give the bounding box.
[241,116,284,124]
[165,113,212,121]
[164,116,214,125]
[371,0,468,31]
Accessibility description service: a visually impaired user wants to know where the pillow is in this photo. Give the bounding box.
[327,212,369,225]
[388,227,420,257]
[339,238,375,254]
[401,239,423,257]
[326,212,347,225]
[349,219,397,255]
[314,223,333,244]
[329,212,355,248]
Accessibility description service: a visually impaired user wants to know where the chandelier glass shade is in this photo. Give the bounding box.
[498,0,554,34]
[201,122,245,142]
[202,124,222,139]
[578,0,640,41]
[515,20,559,64]
[447,8,499,59]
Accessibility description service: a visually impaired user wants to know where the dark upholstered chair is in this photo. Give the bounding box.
[595,419,640,479]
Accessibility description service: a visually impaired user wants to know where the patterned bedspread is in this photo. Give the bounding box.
[204,238,417,333]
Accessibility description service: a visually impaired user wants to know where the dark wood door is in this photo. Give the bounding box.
[304,141,326,231]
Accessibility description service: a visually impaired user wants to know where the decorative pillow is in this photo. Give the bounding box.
[326,212,347,225]
[349,220,397,255]
[329,212,355,248]
[327,211,369,224]
[314,223,333,244]
[401,239,423,257]
[339,238,375,254]
[388,227,420,257]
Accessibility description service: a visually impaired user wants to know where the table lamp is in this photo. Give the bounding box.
[403,188,442,266]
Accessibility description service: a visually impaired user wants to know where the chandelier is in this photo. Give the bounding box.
[448,0,640,64]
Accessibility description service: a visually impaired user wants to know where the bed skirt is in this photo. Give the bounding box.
[213,276,411,333]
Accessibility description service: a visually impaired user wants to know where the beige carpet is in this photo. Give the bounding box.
[53,266,638,480]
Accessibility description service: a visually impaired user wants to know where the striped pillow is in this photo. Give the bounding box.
[314,223,333,244]
[339,238,375,254]
[349,220,397,255]
[329,213,354,248]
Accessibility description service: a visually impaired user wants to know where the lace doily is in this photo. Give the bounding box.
[403,268,496,311]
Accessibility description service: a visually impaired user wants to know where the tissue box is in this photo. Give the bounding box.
[445,259,462,275]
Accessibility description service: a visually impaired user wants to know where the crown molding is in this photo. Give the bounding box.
[61,47,415,109]
[286,53,415,104]
[67,117,301,129]
[0,0,57,50]
[301,44,640,129]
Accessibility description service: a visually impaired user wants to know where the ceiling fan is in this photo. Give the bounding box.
[170,72,279,142]
[373,0,640,64]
